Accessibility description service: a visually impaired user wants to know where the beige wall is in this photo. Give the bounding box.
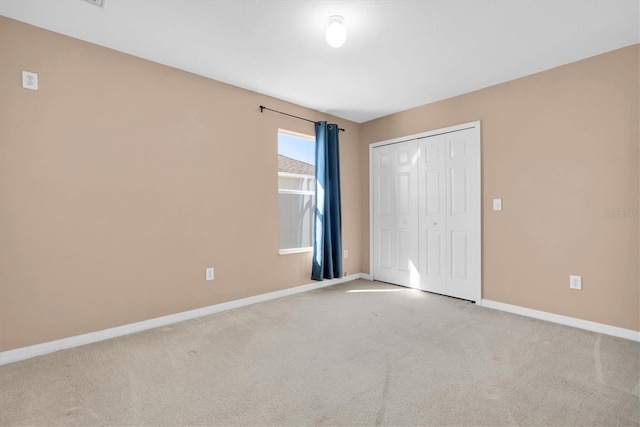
[0,17,362,351]
[360,45,639,331]
[1,16,638,353]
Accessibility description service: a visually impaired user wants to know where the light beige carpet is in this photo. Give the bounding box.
[1,279,639,426]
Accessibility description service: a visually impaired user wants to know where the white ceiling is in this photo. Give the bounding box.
[1,0,639,123]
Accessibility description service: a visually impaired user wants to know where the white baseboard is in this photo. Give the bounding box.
[0,273,367,366]
[480,299,640,342]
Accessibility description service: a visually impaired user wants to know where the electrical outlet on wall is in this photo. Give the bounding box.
[22,71,38,90]
[569,275,582,290]
[206,267,214,281]
[344,249,349,259]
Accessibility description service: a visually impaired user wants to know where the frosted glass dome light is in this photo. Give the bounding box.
[326,15,346,48]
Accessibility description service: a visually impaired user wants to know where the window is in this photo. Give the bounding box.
[278,130,315,254]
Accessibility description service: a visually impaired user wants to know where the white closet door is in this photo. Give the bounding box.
[371,123,480,302]
[443,128,480,301]
[418,135,447,294]
[372,141,419,287]
[417,128,480,301]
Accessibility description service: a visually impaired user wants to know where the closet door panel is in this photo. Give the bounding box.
[444,128,480,301]
[372,141,419,286]
[418,135,446,294]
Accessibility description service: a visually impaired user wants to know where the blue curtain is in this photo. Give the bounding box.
[311,122,342,281]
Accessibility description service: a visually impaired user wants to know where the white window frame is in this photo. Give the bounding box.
[277,130,315,255]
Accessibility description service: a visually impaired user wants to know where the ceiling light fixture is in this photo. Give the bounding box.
[326,15,346,48]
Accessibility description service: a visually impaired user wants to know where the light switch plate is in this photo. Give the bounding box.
[493,198,502,211]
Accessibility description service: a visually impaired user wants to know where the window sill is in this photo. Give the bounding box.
[279,247,313,255]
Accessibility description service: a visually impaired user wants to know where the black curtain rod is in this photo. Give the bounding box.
[259,105,346,132]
